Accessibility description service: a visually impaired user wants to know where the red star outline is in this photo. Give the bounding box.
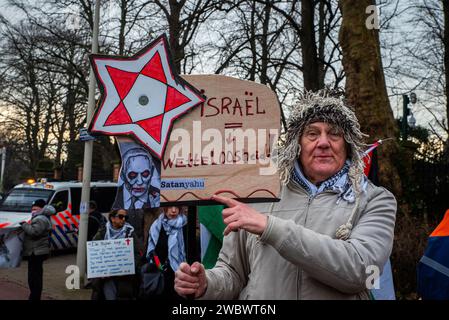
[88,35,205,159]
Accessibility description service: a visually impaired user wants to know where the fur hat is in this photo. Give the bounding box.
[277,90,368,193]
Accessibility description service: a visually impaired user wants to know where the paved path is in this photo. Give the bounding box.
[0,251,92,300]
[0,278,37,300]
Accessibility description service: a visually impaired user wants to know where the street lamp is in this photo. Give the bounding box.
[402,92,417,140]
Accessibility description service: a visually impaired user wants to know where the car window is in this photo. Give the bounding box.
[0,188,54,212]
[91,187,117,213]
[70,187,81,215]
[50,190,69,212]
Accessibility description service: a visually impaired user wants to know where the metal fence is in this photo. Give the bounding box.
[412,159,449,223]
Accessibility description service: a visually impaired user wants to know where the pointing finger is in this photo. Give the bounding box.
[212,194,241,208]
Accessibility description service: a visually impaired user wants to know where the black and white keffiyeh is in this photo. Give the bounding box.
[146,213,187,272]
[291,160,368,204]
[105,221,135,240]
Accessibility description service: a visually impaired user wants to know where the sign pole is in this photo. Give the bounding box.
[76,0,101,286]
[186,205,198,300]
[187,206,198,264]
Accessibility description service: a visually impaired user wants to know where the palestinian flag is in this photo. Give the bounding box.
[198,205,226,269]
[363,144,379,186]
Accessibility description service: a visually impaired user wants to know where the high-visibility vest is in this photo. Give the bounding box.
[417,209,449,300]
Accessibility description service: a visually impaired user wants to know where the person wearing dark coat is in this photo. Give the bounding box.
[146,206,187,299]
[91,208,143,300]
[20,199,56,300]
[87,201,106,241]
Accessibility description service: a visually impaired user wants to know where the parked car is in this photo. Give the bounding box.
[0,180,117,250]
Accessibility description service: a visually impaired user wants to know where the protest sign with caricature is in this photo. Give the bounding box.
[88,35,280,207]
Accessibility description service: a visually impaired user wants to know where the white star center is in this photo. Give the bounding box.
[123,74,167,122]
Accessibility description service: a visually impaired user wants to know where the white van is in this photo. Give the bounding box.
[0,180,117,250]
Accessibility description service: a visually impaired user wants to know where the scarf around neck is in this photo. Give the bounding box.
[105,221,134,240]
[291,159,367,203]
[31,208,44,218]
[146,213,187,272]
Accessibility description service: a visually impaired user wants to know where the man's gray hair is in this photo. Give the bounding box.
[277,90,368,193]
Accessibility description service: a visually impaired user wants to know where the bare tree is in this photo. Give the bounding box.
[0,17,55,175]
[145,0,220,73]
[339,0,402,196]
[208,0,343,131]
[0,1,119,178]
[382,0,448,146]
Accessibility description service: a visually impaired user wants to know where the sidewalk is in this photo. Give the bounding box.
[0,252,92,300]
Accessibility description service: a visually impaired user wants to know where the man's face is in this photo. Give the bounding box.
[31,205,42,214]
[125,155,152,197]
[299,122,347,184]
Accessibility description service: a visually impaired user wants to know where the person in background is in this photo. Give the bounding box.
[143,207,161,247]
[87,200,106,241]
[20,199,56,300]
[91,208,142,300]
[146,206,187,299]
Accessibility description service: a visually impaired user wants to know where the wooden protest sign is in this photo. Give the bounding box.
[87,238,135,278]
[160,75,280,205]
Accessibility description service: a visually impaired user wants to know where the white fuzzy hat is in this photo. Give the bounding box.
[277,90,368,193]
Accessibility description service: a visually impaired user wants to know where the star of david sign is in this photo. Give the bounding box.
[89,34,205,159]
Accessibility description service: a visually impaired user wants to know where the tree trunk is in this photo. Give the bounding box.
[118,0,128,56]
[301,0,320,92]
[168,0,184,74]
[443,0,449,137]
[249,0,257,81]
[259,1,271,85]
[339,0,402,197]
[317,0,326,89]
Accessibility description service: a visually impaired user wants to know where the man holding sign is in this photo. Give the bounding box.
[174,91,397,300]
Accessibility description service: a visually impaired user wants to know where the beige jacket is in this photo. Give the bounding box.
[201,180,397,300]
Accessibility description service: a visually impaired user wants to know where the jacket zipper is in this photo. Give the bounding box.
[291,183,339,299]
[299,193,314,299]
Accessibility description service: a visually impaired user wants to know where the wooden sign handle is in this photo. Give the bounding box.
[186,205,198,300]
